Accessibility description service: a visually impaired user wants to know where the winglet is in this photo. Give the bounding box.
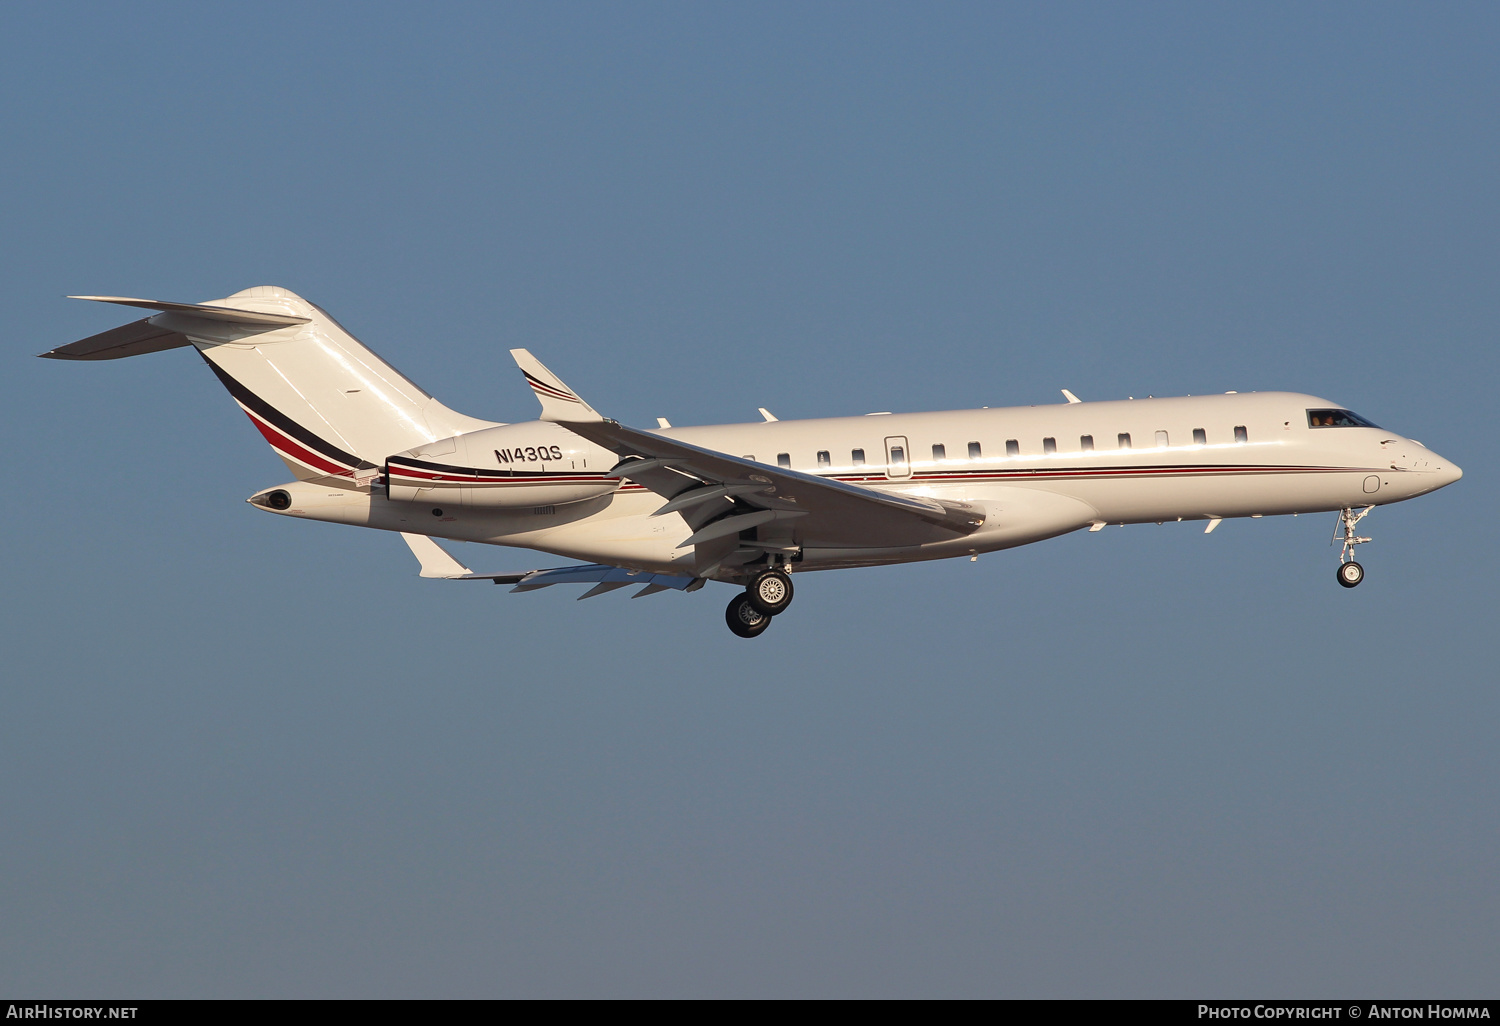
[509,349,604,423]
[1061,389,1082,404]
[401,532,477,578]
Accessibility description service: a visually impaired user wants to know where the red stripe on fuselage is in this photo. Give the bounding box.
[828,464,1362,485]
[387,469,612,485]
[241,407,353,477]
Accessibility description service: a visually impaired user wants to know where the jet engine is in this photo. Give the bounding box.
[385,422,618,509]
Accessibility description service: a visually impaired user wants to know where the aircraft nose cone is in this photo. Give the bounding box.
[1436,459,1463,487]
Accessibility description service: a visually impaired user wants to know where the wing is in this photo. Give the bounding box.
[399,533,702,598]
[509,350,985,577]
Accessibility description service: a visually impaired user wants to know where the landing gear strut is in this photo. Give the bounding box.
[1334,505,1374,588]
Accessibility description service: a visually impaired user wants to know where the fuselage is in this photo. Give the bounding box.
[258,390,1462,577]
[46,287,1461,598]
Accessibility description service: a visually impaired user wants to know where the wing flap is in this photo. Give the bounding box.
[508,563,701,593]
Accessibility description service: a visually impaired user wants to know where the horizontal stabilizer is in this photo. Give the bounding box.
[41,295,313,361]
[68,296,311,327]
[38,317,193,361]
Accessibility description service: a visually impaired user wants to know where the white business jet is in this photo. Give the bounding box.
[43,287,1462,637]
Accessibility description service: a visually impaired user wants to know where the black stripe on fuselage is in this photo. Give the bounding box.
[387,455,610,481]
[199,353,363,470]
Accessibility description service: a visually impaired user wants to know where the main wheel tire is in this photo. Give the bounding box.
[1337,561,1364,588]
[746,569,794,616]
[726,593,772,638]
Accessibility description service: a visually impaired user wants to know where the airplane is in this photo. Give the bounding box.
[41,286,1462,637]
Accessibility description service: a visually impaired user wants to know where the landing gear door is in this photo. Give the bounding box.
[884,436,911,479]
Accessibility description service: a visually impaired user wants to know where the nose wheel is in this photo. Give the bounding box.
[1333,505,1374,588]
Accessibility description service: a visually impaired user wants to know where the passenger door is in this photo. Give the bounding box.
[884,436,911,479]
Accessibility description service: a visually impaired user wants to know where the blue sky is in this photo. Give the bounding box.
[2,1,1495,996]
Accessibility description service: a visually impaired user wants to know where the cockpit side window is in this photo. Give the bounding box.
[1307,409,1380,429]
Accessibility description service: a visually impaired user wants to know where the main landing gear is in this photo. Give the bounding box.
[725,568,794,638]
[726,594,771,638]
[1334,505,1374,589]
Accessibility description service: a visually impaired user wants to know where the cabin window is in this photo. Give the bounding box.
[1043,437,1057,454]
[931,444,946,461]
[1193,428,1206,445]
[889,446,906,468]
[1118,432,1131,449]
[1155,430,1169,447]
[742,455,755,461]
[968,441,982,459]
[1005,439,1020,456]
[817,450,831,468]
[777,453,791,469]
[1307,409,1380,428]
[852,448,866,465]
[1080,434,1094,451]
[1234,425,1248,443]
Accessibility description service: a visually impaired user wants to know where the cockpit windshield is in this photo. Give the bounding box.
[1307,409,1380,429]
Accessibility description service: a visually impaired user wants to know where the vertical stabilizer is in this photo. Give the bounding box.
[49,287,497,482]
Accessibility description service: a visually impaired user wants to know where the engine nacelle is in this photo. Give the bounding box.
[386,421,619,509]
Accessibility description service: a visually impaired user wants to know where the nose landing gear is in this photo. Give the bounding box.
[1334,505,1374,588]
